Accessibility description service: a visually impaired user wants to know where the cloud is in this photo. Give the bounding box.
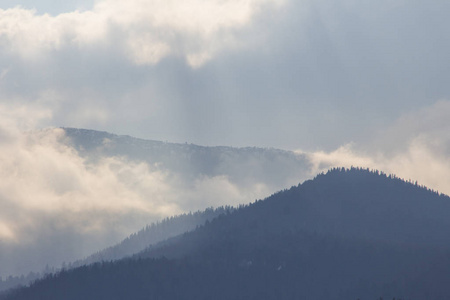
[305,141,450,195]
[0,130,171,235]
[373,100,450,155]
[0,103,279,276]
[0,0,284,67]
[2,0,450,152]
[181,175,271,210]
[1,0,450,278]
[303,100,450,196]
[1,99,449,278]
[0,105,173,275]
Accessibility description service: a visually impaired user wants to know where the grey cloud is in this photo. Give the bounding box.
[2,0,450,150]
[110,0,450,150]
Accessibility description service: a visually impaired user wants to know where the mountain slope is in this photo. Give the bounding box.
[62,127,312,190]
[4,168,450,300]
[70,206,234,267]
[0,207,233,292]
[0,127,314,291]
[139,167,450,262]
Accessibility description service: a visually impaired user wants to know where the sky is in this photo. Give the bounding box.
[1,0,450,150]
[1,0,450,277]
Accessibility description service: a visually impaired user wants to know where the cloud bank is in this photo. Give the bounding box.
[305,100,450,196]
[2,0,450,150]
[0,105,275,277]
[0,0,284,67]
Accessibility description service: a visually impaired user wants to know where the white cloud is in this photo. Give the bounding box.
[377,100,450,154]
[0,102,276,276]
[181,175,271,210]
[0,100,53,139]
[0,0,285,66]
[0,98,449,277]
[303,100,450,196]
[305,141,449,193]
[0,221,15,242]
[0,104,179,274]
[0,128,171,239]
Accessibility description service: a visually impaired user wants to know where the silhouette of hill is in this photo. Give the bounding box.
[0,127,313,292]
[70,206,235,267]
[0,207,233,292]
[4,168,450,300]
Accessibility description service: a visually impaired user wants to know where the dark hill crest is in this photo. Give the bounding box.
[4,168,450,300]
[315,166,442,195]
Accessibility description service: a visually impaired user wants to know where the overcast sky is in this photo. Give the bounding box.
[1,0,450,277]
[1,0,448,151]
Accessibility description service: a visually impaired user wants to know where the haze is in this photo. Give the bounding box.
[1,0,450,278]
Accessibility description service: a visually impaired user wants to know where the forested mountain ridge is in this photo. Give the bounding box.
[1,127,313,292]
[4,168,450,300]
[139,167,450,261]
[0,207,233,292]
[70,206,235,268]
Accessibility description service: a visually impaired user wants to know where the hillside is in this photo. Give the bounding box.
[62,127,312,190]
[0,127,314,286]
[70,206,235,267]
[4,168,450,299]
[0,207,233,292]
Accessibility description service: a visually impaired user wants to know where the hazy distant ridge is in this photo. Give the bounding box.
[63,127,312,188]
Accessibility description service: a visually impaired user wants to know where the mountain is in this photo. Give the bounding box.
[4,168,450,300]
[62,127,312,191]
[70,206,235,267]
[0,127,314,286]
[0,207,233,292]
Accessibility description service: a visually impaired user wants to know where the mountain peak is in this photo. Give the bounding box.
[6,167,450,300]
